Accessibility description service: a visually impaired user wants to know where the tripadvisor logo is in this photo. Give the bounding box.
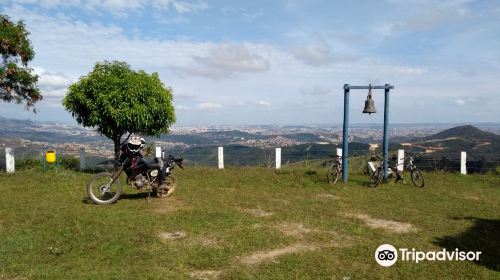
[375,244,481,267]
[375,244,398,267]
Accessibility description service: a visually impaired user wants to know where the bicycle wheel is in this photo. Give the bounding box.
[327,164,341,184]
[368,169,383,188]
[410,169,425,187]
[385,167,397,184]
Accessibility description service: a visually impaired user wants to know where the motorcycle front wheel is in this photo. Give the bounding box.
[87,172,122,205]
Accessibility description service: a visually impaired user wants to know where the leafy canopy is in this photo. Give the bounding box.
[0,15,42,111]
[63,61,176,154]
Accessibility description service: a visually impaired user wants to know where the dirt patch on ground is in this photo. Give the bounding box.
[239,208,274,217]
[343,213,417,233]
[268,198,290,205]
[190,270,222,280]
[274,223,317,238]
[159,231,187,240]
[151,197,190,213]
[240,243,319,265]
[192,236,222,247]
[316,193,338,200]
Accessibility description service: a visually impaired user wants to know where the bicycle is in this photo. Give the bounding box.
[368,156,424,188]
[402,156,425,187]
[327,155,342,185]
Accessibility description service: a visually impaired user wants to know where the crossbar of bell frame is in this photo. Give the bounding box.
[344,85,394,90]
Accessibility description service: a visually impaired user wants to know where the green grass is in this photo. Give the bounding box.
[0,167,499,279]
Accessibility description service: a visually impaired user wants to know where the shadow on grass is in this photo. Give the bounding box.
[434,217,500,272]
[81,192,151,205]
[349,178,368,186]
[119,192,151,200]
[81,197,93,204]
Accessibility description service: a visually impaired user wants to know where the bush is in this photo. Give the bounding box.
[15,156,80,171]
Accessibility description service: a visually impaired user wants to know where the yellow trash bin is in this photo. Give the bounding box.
[45,150,56,164]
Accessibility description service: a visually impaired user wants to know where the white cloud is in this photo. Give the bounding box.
[31,67,73,105]
[300,86,331,96]
[394,66,427,76]
[84,0,146,17]
[5,0,208,18]
[172,0,208,14]
[176,44,270,79]
[34,67,73,92]
[293,40,333,66]
[197,102,222,110]
[194,44,270,73]
[7,0,81,9]
[175,105,190,110]
[175,93,197,100]
[255,100,271,107]
[455,99,466,106]
[375,2,470,36]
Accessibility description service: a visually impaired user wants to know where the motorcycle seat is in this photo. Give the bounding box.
[141,158,158,169]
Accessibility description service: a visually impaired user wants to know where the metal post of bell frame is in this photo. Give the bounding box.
[342,84,350,182]
[383,84,390,180]
[341,84,394,183]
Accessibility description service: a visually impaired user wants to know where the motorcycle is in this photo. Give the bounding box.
[87,141,184,205]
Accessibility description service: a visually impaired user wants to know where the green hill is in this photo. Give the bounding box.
[401,125,500,156]
[392,125,500,172]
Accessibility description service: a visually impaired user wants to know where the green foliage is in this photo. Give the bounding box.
[15,156,80,170]
[63,61,176,154]
[0,15,42,111]
[59,156,80,170]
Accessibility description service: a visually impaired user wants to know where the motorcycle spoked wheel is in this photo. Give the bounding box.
[87,172,122,205]
[154,175,177,198]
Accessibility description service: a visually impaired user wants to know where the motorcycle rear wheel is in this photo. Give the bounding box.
[87,172,122,205]
[154,174,177,198]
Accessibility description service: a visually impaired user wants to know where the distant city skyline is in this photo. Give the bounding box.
[1,0,499,125]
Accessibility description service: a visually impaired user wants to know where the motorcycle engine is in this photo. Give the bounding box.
[132,174,149,189]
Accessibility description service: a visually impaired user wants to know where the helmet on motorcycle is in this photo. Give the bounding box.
[127,136,142,153]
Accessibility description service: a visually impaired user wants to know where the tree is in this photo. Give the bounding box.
[0,15,42,111]
[63,61,176,156]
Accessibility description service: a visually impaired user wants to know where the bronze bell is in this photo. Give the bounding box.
[363,85,376,114]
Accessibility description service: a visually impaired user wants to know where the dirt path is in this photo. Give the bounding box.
[150,197,191,213]
[240,243,319,265]
[238,207,274,217]
[343,213,417,233]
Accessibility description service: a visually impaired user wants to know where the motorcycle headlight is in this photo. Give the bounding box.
[150,170,159,177]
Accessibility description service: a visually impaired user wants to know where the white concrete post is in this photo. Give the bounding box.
[79,147,85,171]
[5,148,15,173]
[155,146,162,158]
[336,148,342,157]
[275,147,281,169]
[460,151,467,175]
[397,149,405,172]
[218,147,224,169]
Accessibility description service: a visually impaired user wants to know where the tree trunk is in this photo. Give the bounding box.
[113,137,121,160]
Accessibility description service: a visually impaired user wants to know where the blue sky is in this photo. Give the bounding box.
[0,0,499,125]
